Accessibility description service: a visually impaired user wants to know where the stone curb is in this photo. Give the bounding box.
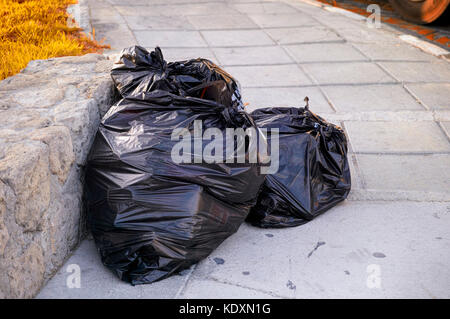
[0,54,114,298]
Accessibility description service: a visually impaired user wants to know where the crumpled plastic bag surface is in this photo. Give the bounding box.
[84,46,265,285]
[246,106,351,228]
[110,46,243,110]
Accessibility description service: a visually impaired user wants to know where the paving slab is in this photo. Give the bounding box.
[201,30,275,47]
[242,87,333,113]
[355,154,450,194]
[213,46,293,66]
[302,9,363,26]
[248,13,319,28]
[379,61,450,83]
[156,48,218,64]
[189,202,450,298]
[285,43,368,62]
[231,2,297,14]
[187,14,259,30]
[114,3,239,17]
[87,4,136,52]
[125,15,195,31]
[344,121,450,153]
[322,84,424,112]
[225,64,312,87]
[134,30,208,48]
[405,83,450,110]
[325,23,401,44]
[88,7,121,19]
[267,26,342,45]
[86,0,116,8]
[352,42,435,62]
[302,62,395,85]
[93,29,136,52]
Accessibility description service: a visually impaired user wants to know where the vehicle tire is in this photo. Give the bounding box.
[388,0,450,24]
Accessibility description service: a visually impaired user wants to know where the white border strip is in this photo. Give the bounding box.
[399,34,449,57]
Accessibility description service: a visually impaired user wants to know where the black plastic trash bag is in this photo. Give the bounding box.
[246,103,351,228]
[84,46,265,285]
[110,45,243,110]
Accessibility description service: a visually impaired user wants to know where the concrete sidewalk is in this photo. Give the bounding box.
[38,0,450,298]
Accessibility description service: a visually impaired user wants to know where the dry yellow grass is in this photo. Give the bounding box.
[0,0,109,80]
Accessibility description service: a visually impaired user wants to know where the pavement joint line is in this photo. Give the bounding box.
[320,114,450,122]
[128,25,324,32]
[346,41,399,82]
[247,11,339,113]
[204,276,287,299]
[299,58,433,63]
[438,122,450,141]
[340,122,366,191]
[291,59,375,64]
[282,40,349,47]
[402,84,430,111]
[197,30,222,65]
[347,190,450,202]
[198,29,278,46]
[350,153,366,189]
[375,61,401,82]
[115,11,259,19]
[287,0,345,29]
[241,82,448,89]
[131,26,322,32]
[123,49,447,63]
[174,264,198,299]
[222,62,299,67]
[279,40,351,46]
[241,82,403,88]
[108,3,139,45]
[317,84,338,112]
[353,151,450,155]
[372,61,445,112]
[145,43,316,49]
[344,42,433,112]
[293,62,339,111]
[436,121,450,144]
[339,121,355,153]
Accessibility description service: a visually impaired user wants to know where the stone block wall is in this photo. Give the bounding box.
[0,54,114,298]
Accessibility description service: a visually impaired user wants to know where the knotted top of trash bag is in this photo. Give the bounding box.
[110,46,243,111]
[106,46,252,132]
